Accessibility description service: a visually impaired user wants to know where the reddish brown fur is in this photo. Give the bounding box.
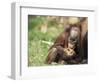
[45,18,88,64]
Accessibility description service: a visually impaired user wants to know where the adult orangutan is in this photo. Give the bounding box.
[45,17,88,64]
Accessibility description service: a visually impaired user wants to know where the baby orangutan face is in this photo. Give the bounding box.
[64,42,76,57]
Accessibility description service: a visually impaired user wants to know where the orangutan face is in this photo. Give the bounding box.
[68,26,81,45]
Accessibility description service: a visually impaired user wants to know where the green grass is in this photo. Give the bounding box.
[28,16,64,66]
[28,27,63,66]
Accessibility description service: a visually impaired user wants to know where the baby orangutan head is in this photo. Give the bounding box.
[64,42,76,57]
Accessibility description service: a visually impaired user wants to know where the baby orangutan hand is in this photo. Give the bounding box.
[64,48,76,57]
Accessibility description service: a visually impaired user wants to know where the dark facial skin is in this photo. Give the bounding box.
[68,26,80,44]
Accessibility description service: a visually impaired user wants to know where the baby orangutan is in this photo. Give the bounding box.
[58,40,77,64]
[46,40,77,64]
[64,42,76,57]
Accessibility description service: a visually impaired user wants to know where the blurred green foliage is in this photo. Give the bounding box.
[28,15,64,66]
